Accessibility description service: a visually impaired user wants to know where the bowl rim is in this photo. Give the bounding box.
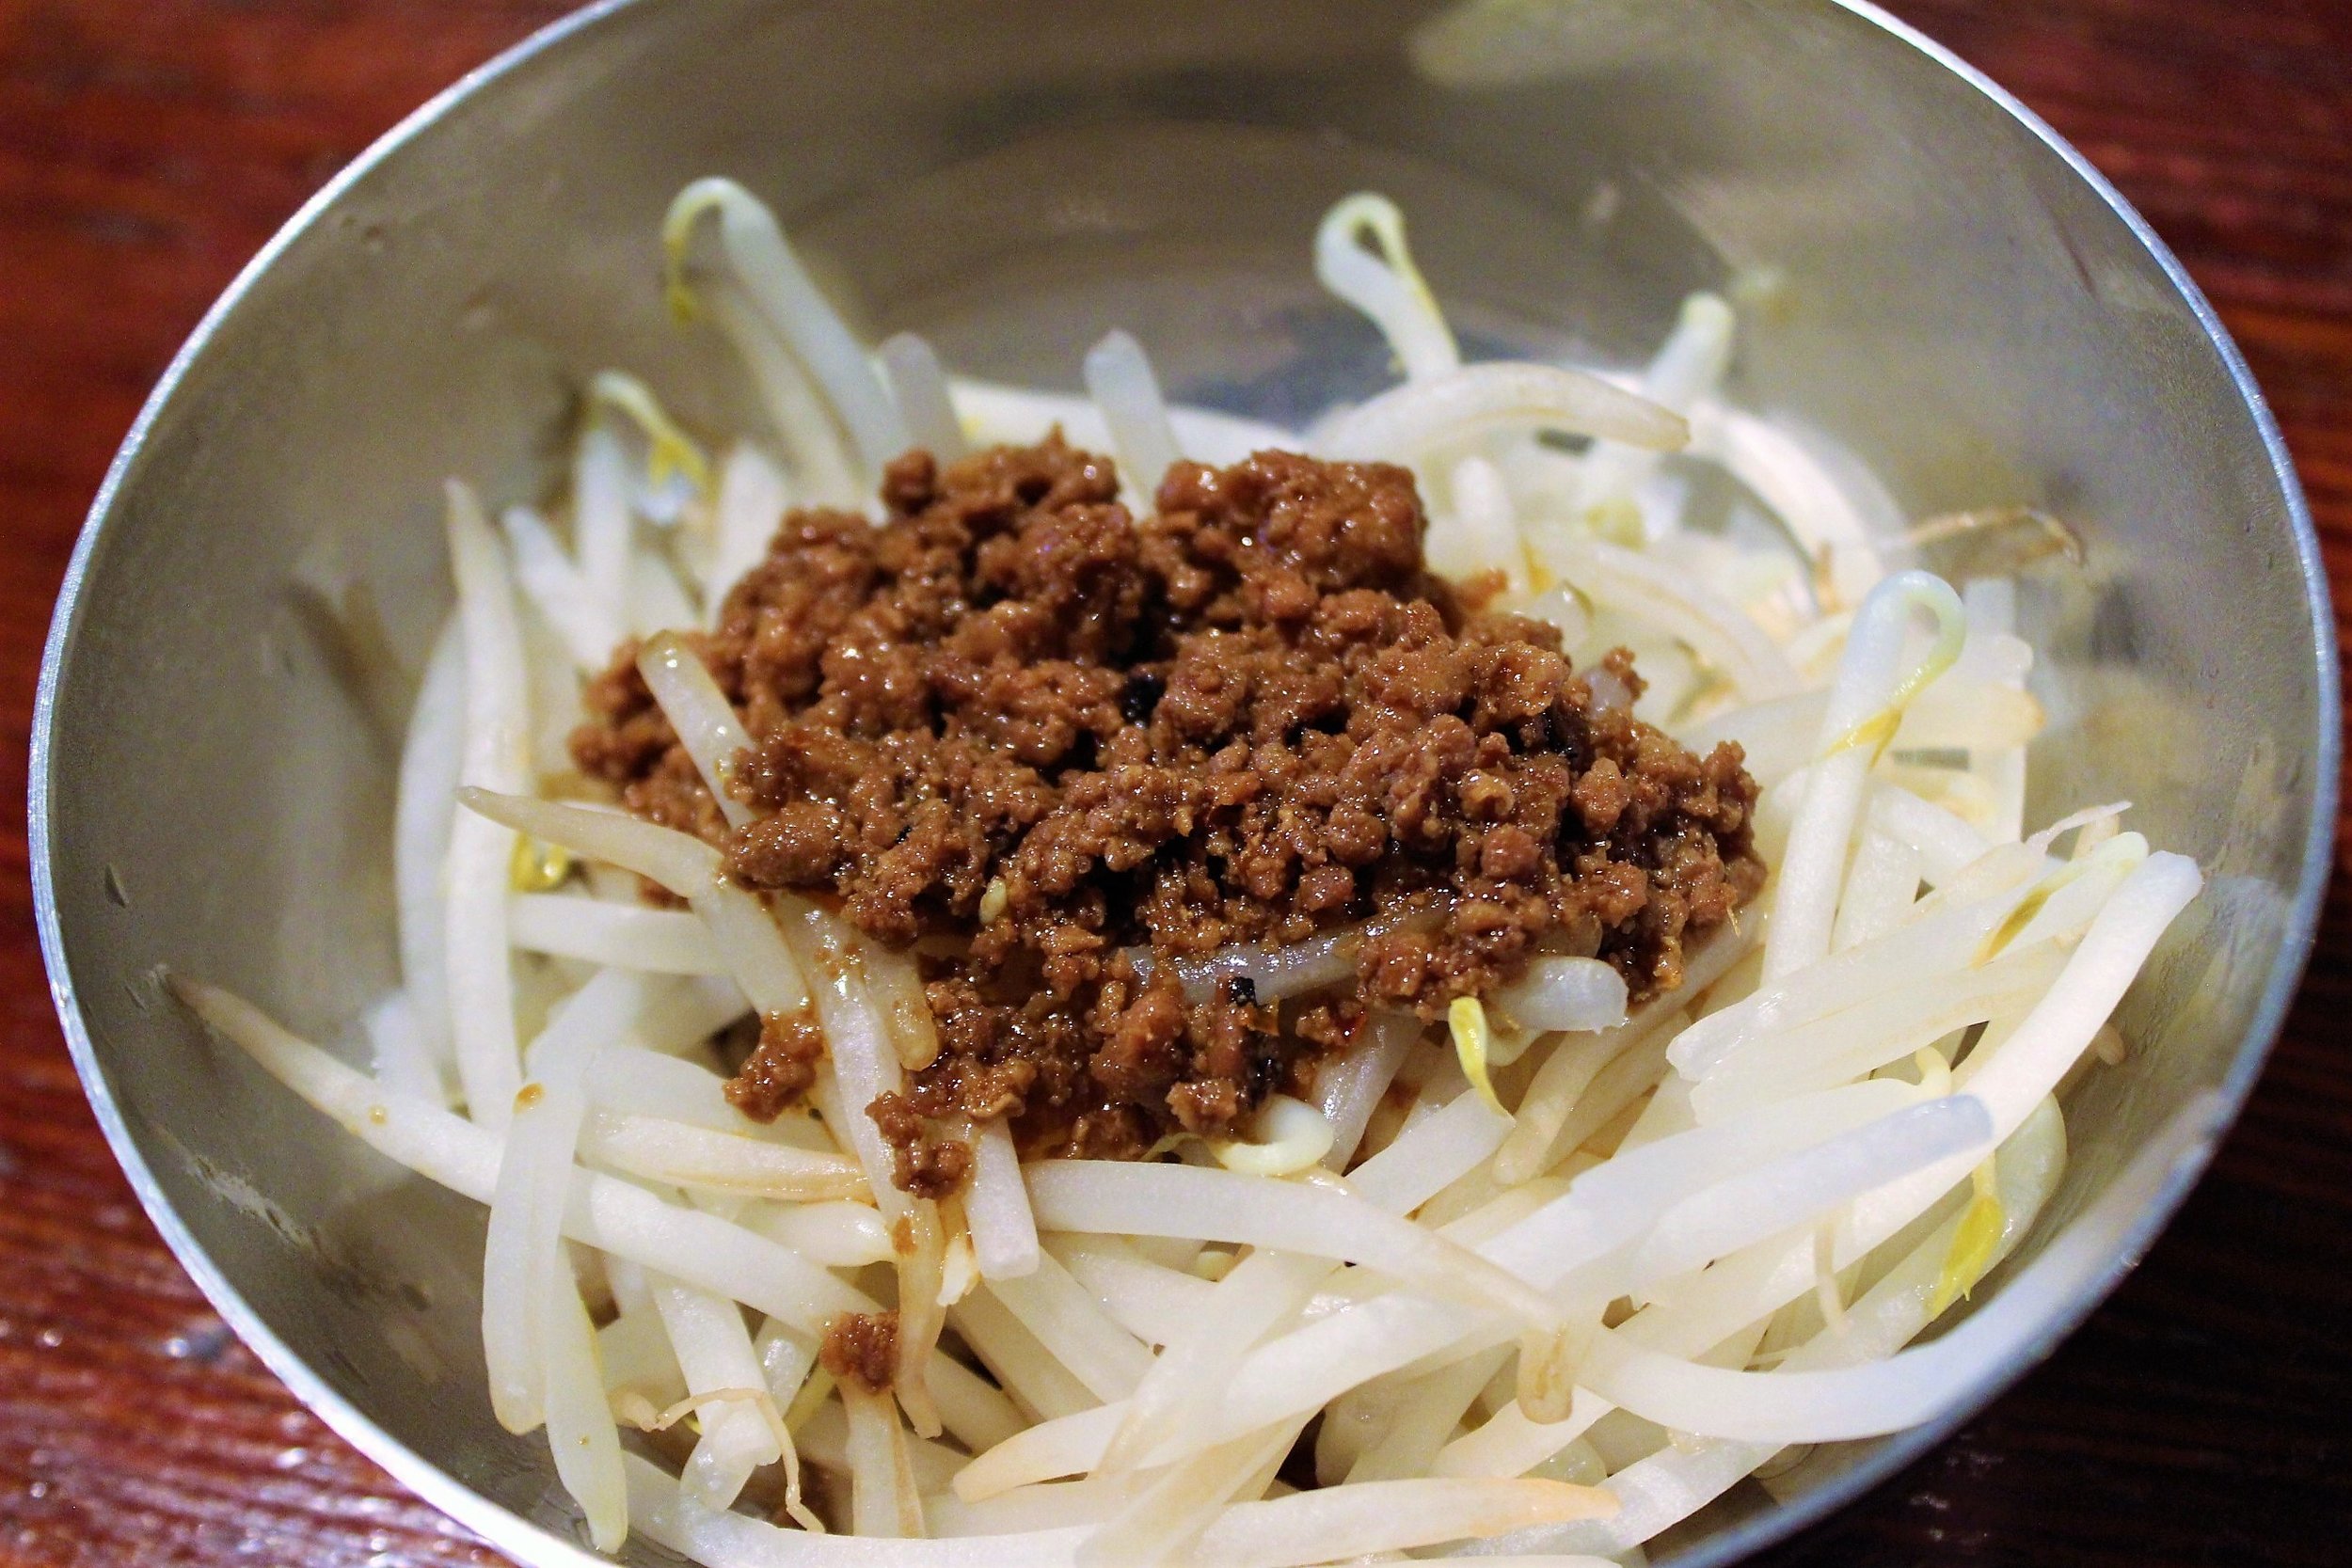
[26,1,2339,1564]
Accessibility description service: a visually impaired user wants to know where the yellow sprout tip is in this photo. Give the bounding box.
[1584,496,1647,549]
[1820,575,1969,764]
[509,835,575,893]
[1929,1159,2005,1317]
[1450,995,1509,1118]
[1824,707,1903,764]
[1332,193,1443,320]
[661,177,750,331]
[1971,838,2138,965]
[660,194,714,326]
[590,371,713,497]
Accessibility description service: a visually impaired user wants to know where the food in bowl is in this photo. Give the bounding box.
[170,181,2200,1564]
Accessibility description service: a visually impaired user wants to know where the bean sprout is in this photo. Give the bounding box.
[1314,192,1460,384]
[666,178,910,478]
[880,332,967,461]
[1082,329,1183,499]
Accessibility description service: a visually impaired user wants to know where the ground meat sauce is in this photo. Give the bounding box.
[573,438,1762,1180]
[723,1013,826,1121]
[819,1309,898,1394]
[869,1089,974,1199]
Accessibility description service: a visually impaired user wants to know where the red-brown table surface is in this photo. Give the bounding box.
[3,3,2346,1563]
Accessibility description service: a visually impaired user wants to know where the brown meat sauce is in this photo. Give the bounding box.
[819,1310,898,1395]
[574,439,1761,1182]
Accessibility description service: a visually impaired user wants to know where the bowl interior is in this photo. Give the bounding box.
[35,0,2331,1562]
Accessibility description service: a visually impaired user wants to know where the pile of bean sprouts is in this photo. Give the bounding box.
[172,182,2206,1567]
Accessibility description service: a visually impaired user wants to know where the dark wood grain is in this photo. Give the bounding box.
[2,2,2347,1563]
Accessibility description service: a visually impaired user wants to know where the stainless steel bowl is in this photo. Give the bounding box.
[29,1,2335,1562]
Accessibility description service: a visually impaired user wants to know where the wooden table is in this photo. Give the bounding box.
[2,2,2344,1562]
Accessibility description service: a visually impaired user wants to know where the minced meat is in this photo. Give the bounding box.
[723,1013,825,1122]
[574,438,1761,1177]
[819,1310,898,1394]
[868,1090,974,1199]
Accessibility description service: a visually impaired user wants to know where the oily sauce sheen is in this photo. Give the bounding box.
[572,438,1761,1186]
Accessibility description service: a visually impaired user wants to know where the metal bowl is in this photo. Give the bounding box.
[29,0,2336,1562]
